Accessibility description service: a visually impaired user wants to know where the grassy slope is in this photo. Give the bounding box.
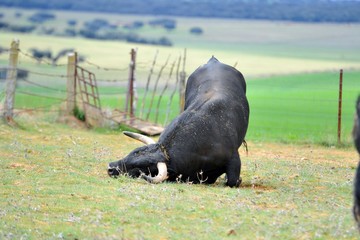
[1,6,360,74]
[0,117,358,239]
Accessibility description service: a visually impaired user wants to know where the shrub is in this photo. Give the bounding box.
[8,25,36,33]
[73,106,86,122]
[67,19,77,26]
[0,22,8,29]
[148,18,176,30]
[29,48,52,60]
[157,37,173,46]
[28,12,55,23]
[63,28,77,37]
[190,27,203,35]
[124,21,144,30]
[84,19,110,31]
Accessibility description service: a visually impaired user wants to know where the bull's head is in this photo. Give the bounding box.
[107,131,168,183]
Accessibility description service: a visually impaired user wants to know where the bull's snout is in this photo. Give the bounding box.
[107,164,120,177]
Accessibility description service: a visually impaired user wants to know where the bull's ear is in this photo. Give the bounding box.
[123,131,155,145]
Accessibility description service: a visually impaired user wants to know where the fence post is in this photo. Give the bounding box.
[66,52,77,115]
[3,39,19,122]
[337,69,343,144]
[179,72,186,112]
[126,48,136,117]
[179,48,187,112]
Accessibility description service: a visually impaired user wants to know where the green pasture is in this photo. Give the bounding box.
[5,66,360,145]
[0,119,358,239]
[247,71,360,145]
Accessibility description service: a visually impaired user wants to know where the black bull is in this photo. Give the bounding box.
[108,57,250,187]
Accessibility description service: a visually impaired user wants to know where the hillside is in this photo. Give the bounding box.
[1,0,360,23]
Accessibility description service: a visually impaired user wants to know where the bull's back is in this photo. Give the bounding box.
[184,57,249,142]
[161,57,249,154]
[184,57,247,111]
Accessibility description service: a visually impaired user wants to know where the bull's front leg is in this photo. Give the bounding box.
[226,151,241,187]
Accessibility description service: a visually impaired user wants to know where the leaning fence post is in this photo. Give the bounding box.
[66,52,77,115]
[3,39,19,122]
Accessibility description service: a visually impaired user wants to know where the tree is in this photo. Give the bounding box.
[190,27,203,35]
[67,19,77,26]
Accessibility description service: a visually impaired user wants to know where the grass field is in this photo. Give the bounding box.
[247,71,360,145]
[0,117,359,239]
[1,6,360,239]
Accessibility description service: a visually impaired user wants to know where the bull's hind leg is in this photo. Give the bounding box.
[226,151,241,187]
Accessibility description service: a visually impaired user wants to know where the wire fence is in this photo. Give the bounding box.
[0,42,358,144]
[0,45,185,128]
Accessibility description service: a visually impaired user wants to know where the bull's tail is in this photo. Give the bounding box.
[242,140,248,155]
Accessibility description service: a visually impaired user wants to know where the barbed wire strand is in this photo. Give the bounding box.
[15,107,62,115]
[26,69,68,78]
[99,90,128,95]
[97,78,128,82]
[22,79,67,93]
[0,67,68,80]
[16,91,66,101]
[18,49,67,67]
[82,60,128,72]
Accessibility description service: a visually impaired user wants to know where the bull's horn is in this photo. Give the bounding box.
[123,131,155,145]
[142,162,168,184]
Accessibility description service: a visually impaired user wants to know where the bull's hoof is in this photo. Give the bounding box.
[226,177,242,188]
[238,177,242,186]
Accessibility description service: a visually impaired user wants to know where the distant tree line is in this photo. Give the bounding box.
[0,12,174,46]
[76,18,173,46]
[0,0,360,23]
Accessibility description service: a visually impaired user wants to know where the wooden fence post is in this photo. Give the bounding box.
[337,69,343,144]
[67,52,77,115]
[125,48,136,117]
[179,49,187,112]
[3,39,19,122]
[179,71,186,112]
